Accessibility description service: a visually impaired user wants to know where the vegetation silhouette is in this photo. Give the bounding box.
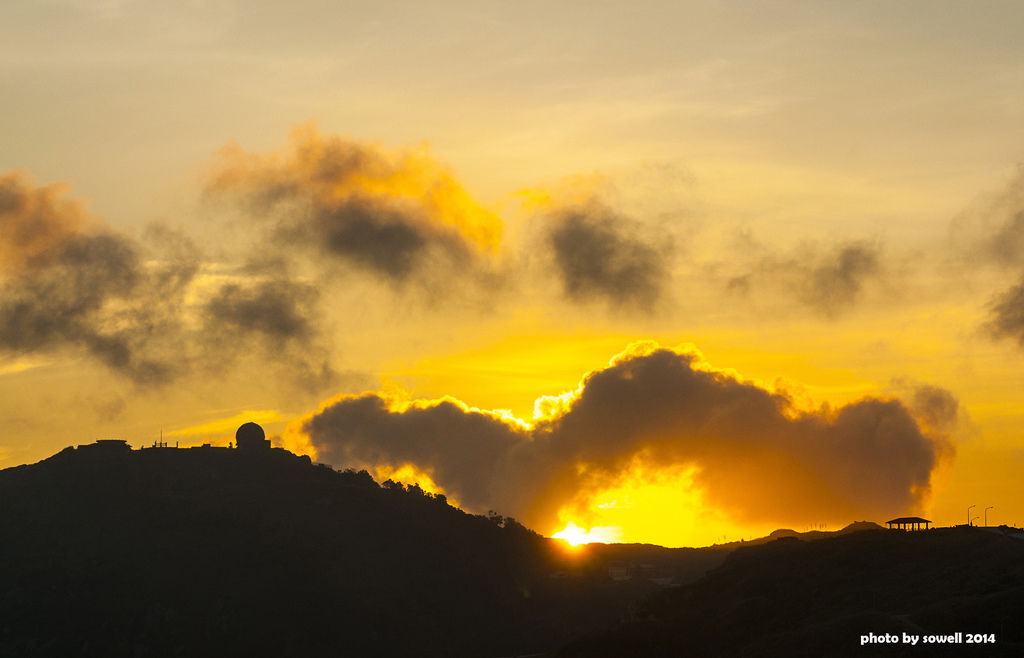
[559,526,1024,657]
[0,433,724,657]
[4,431,1019,656]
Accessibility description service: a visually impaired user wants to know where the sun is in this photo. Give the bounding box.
[551,521,621,547]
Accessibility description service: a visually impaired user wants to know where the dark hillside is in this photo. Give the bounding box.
[0,443,709,657]
[559,527,1024,657]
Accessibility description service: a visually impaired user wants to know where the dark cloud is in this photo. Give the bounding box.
[205,128,498,286]
[908,384,961,433]
[986,275,1024,345]
[0,172,87,272]
[297,345,951,532]
[0,223,200,383]
[0,171,334,387]
[204,279,317,345]
[947,168,1024,351]
[986,211,1024,266]
[885,378,963,436]
[200,276,335,389]
[305,396,523,512]
[800,243,880,316]
[728,239,883,317]
[0,173,171,382]
[543,204,668,309]
[281,196,472,281]
[938,167,1024,351]
[952,165,1024,267]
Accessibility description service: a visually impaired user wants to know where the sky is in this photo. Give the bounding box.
[3,0,1024,547]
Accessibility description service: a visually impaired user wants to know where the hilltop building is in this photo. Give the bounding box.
[236,422,270,451]
[886,516,931,531]
[77,439,131,454]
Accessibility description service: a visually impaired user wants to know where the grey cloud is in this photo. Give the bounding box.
[204,279,318,345]
[205,131,491,286]
[0,210,170,382]
[299,346,951,532]
[986,211,1024,266]
[886,378,963,435]
[0,174,195,384]
[544,204,668,309]
[281,197,472,281]
[305,396,523,512]
[0,172,86,272]
[949,168,1024,352]
[909,384,961,433]
[199,276,335,389]
[986,275,1024,345]
[959,165,1024,267]
[0,171,334,387]
[729,239,883,318]
[800,243,880,316]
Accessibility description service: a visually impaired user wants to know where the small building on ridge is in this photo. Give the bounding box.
[886,516,931,531]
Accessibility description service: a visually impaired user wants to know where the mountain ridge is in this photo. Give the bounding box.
[3,439,1003,656]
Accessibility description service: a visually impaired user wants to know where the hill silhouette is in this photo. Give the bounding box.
[0,440,728,657]
[559,526,1024,657]
[5,439,1017,656]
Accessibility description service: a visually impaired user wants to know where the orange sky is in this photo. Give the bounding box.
[2,1,1024,546]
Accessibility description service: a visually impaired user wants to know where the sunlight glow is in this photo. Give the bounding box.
[552,521,622,547]
[375,463,461,508]
[550,456,776,548]
[167,410,284,439]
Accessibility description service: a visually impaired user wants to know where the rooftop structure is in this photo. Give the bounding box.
[77,439,131,453]
[236,422,270,451]
[886,516,931,531]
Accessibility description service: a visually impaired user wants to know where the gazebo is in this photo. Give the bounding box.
[886,516,931,531]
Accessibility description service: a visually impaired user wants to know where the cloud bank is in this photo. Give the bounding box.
[205,125,503,288]
[0,171,332,386]
[291,343,954,534]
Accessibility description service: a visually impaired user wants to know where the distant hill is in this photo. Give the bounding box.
[0,441,725,657]
[559,526,1024,657]
[3,441,988,656]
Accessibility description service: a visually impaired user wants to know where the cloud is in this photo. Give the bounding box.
[986,210,1024,267]
[946,167,1024,353]
[292,343,951,534]
[199,275,335,388]
[950,164,1024,267]
[0,171,334,387]
[0,171,172,382]
[204,125,502,286]
[0,172,89,272]
[540,202,669,309]
[204,278,317,343]
[985,274,1024,345]
[301,395,524,512]
[907,383,962,434]
[728,239,883,317]
[800,243,881,315]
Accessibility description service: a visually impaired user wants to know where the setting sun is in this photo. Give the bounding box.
[551,521,622,547]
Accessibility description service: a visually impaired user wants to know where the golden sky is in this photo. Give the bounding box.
[2,1,1024,546]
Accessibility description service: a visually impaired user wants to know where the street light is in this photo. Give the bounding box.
[972,516,980,527]
[968,504,975,526]
[985,506,994,527]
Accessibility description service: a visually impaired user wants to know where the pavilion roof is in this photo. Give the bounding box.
[886,516,931,524]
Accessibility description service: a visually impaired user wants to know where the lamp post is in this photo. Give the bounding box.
[972,516,980,527]
[968,504,975,527]
[985,506,994,527]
